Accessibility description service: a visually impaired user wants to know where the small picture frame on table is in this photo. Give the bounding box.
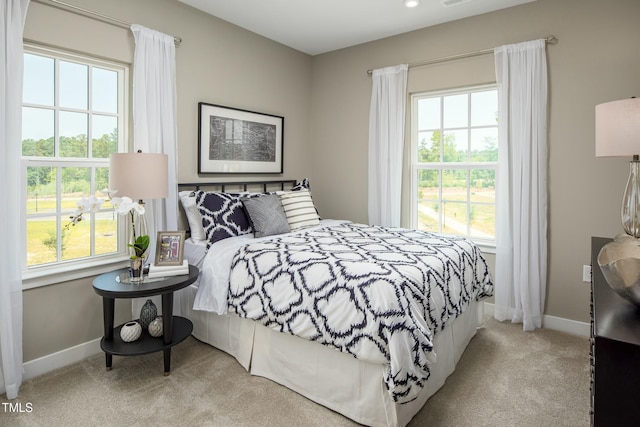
[154,231,185,266]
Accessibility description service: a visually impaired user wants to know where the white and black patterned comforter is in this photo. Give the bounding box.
[226,222,494,403]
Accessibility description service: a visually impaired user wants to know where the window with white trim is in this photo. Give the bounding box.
[410,85,498,248]
[22,45,129,286]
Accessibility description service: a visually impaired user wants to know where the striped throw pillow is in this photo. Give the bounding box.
[277,189,320,230]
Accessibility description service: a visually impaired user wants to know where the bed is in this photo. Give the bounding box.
[174,179,494,427]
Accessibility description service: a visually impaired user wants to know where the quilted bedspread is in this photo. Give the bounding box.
[227,223,494,403]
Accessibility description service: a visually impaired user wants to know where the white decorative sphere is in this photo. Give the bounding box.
[148,316,163,338]
[120,321,142,342]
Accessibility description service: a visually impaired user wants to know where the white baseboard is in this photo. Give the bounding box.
[483,302,590,337]
[2,337,102,396]
[24,338,103,381]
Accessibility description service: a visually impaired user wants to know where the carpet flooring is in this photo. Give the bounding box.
[1,317,589,426]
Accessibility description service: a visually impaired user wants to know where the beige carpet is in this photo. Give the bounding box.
[1,317,589,426]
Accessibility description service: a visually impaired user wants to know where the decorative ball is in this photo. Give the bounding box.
[120,321,142,342]
[139,299,157,329]
[148,316,163,338]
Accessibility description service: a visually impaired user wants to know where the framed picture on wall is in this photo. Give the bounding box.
[154,231,185,266]
[198,102,284,174]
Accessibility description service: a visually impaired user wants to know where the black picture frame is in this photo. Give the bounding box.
[154,231,185,266]
[198,102,284,174]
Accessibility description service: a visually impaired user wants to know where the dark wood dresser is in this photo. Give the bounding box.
[591,237,640,426]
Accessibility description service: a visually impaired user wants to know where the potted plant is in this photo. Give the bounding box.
[66,191,151,282]
[128,234,150,281]
[111,196,150,282]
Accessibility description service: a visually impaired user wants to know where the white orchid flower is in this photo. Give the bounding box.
[75,195,103,213]
[111,196,146,216]
[111,196,134,214]
[101,188,117,199]
[131,202,145,215]
[65,194,105,229]
[66,189,147,236]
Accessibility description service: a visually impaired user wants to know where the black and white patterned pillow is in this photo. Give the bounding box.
[292,178,311,192]
[195,191,263,248]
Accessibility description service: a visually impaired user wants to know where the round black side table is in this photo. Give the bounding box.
[92,265,198,375]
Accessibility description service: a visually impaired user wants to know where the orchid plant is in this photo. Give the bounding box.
[66,190,150,259]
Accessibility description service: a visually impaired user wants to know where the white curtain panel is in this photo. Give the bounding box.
[368,64,408,227]
[131,24,179,315]
[493,39,548,332]
[0,0,30,399]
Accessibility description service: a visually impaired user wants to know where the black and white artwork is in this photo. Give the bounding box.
[198,103,284,174]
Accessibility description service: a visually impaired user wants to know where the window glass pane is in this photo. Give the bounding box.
[470,203,495,239]
[23,53,54,106]
[92,115,118,158]
[27,216,58,266]
[59,111,88,157]
[26,166,56,214]
[471,90,498,126]
[417,131,438,162]
[442,169,467,202]
[417,97,440,130]
[442,130,467,162]
[61,167,90,213]
[92,67,118,113]
[442,168,468,236]
[59,61,88,110]
[417,201,440,233]
[470,169,496,203]
[95,211,118,255]
[443,201,467,236]
[22,107,55,157]
[95,167,110,195]
[470,128,498,162]
[417,169,440,233]
[62,218,90,260]
[443,94,468,128]
[417,169,439,201]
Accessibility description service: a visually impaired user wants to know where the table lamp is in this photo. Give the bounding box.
[595,97,640,305]
[109,151,168,260]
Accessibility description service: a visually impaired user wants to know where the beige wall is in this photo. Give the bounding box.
[310,0,640,323]
[21,0,640,363]
[22,0,312,362]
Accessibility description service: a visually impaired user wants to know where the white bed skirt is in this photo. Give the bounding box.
[177,285,483,427]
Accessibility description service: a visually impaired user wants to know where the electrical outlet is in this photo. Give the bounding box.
[583,265,592,283]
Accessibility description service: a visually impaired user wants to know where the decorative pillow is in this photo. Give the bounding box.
[241,194,290,238]
[195,191,262,247]
[292,178,311,192]
[179,191,206,241]
[277,189,320,230]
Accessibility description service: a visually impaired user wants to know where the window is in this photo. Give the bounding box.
[410,85,498,248]
[21,45,129,287]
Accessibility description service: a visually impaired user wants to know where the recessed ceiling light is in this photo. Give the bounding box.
[404,0,421,8]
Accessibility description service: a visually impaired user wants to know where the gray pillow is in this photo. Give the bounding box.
[241,194,290,238]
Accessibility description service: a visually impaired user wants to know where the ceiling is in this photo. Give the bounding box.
[177,0,536,55]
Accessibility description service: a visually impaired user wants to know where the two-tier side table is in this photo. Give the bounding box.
[92,265,199,375]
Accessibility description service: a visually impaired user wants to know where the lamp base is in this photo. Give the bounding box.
[598,234,640,306]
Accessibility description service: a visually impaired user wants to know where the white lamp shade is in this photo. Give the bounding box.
[595,98,640,157]
[109,152,169,200]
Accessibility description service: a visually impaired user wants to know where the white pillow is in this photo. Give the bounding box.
[277,189,320,230]
[179,191,206,241]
